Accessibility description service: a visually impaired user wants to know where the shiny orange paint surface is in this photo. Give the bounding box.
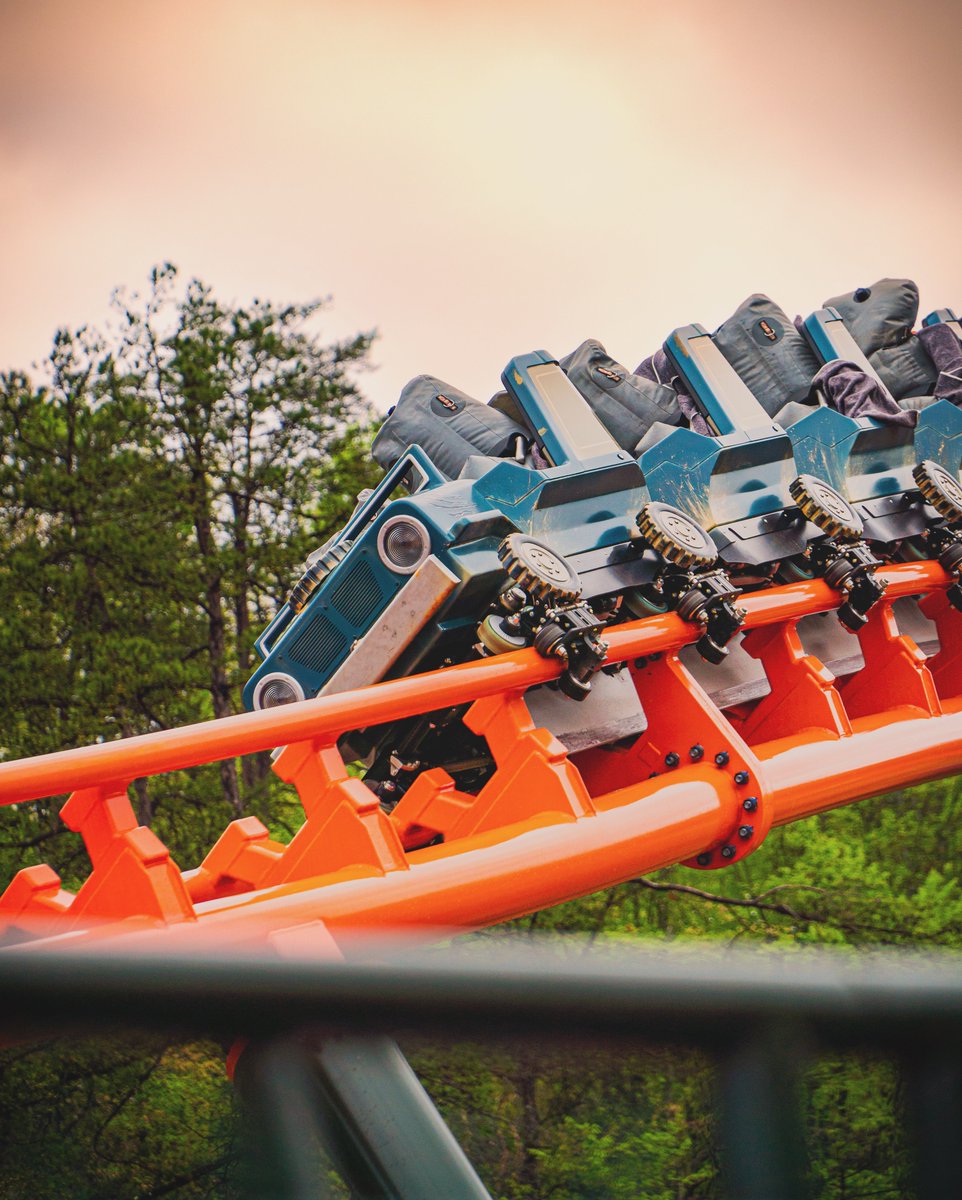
[0,559,959,952]
[0,561,948,807]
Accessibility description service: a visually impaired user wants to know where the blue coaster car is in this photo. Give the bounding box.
[793,302,962,599]
[244,354,743,799]
[791,306,962,544]
[639,322,886,630]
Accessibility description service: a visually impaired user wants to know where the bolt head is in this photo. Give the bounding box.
[665,752,680,768]
[738,824,754,839]
[689,744,704,761]
[720,844,736,859]
[734,771,750,786]
[714,751,730,766]
[742,796,758,813]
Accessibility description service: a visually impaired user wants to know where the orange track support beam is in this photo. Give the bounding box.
[0,560,958,954]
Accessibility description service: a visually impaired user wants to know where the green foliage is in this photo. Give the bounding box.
[408,1042,717,1199]
[0,1036,238,1199]
[0,266,380,879]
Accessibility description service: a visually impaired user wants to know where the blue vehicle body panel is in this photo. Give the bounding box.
[923,308,960,330]
[244,357,663,711]
[645,326,811,566]
[798,308,962,514]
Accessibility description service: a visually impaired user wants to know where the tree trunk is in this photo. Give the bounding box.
[196,498,242,818]
[516,1052,541,1196]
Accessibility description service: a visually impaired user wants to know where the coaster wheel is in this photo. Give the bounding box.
[497,534,582,603]
[635,502,717,570]
[622,585,669,618]
[790,475,863,540]
[914,460,962,522]
[477,614,529,655]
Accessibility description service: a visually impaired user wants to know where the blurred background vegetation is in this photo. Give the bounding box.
[0,270,957,1198]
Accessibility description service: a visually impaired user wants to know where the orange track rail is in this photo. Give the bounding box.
[0,561,960,955]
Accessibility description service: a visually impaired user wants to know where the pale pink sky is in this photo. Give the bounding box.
[2,0,961,411]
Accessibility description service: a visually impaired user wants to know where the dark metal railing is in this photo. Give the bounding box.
[2,939,961,1199]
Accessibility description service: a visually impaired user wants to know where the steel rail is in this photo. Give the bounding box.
[0,941,961,1047]
[0,561,948,806]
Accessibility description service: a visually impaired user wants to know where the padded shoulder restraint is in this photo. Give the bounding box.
[822,279,938,400]
[712,294,821,416]
[559,339,682,453]
[371,376,528,478]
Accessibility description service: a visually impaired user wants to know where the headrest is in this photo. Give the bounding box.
[822,278,920,356]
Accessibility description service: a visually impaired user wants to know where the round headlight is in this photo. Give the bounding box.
[377,516,431,574]
[252,672,306,710]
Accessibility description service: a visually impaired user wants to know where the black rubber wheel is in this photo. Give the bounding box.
[622,585,669,618]
[676,586,708,623]
[696,633,729,665]
[558,670,593,702]
[498,534,582,603]
[288,540,352,612]
[938,538,962,575]
[838,600,868,633]
[914,460,962,522]
[477,614,529,655]
[635,503,717,570]
[790,475,863,541]
[823,556,856,590]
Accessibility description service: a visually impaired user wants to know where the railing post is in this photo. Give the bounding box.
[311,1035,493,1200]
[717,1023,811,1200]
[234,1037,337,1200]
[904,1050,962,1200]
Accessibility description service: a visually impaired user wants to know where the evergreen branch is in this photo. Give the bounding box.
[632,877,818,921]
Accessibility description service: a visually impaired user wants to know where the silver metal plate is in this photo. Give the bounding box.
[320,556,459,695]
[525,668,647,754]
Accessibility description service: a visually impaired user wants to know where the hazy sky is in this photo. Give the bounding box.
[2,0,961,412]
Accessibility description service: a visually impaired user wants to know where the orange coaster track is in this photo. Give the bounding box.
[1,561,961,955]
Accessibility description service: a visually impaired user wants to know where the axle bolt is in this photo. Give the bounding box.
[665,752,680,768]
[720,844,736,859]
[734,771,750,786]
[742,796,758,813]
[714,751,730,766]
[696,852,712,866]
[738,824,754,840]
[690,744,704,761]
